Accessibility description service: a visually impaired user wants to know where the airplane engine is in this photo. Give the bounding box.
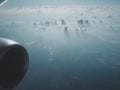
[0,38,29,89]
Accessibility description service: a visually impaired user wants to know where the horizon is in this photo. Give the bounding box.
[1,0,120,8]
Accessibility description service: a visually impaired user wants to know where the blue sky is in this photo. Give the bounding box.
[3,0,120,7]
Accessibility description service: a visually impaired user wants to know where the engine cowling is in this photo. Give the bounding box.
[0,38,29,89]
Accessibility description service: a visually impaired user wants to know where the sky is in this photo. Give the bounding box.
[1,0,120,7]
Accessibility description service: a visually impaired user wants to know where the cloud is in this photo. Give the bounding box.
[25,41,36,46]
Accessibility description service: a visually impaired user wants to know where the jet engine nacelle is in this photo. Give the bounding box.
[0,38,29,89]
